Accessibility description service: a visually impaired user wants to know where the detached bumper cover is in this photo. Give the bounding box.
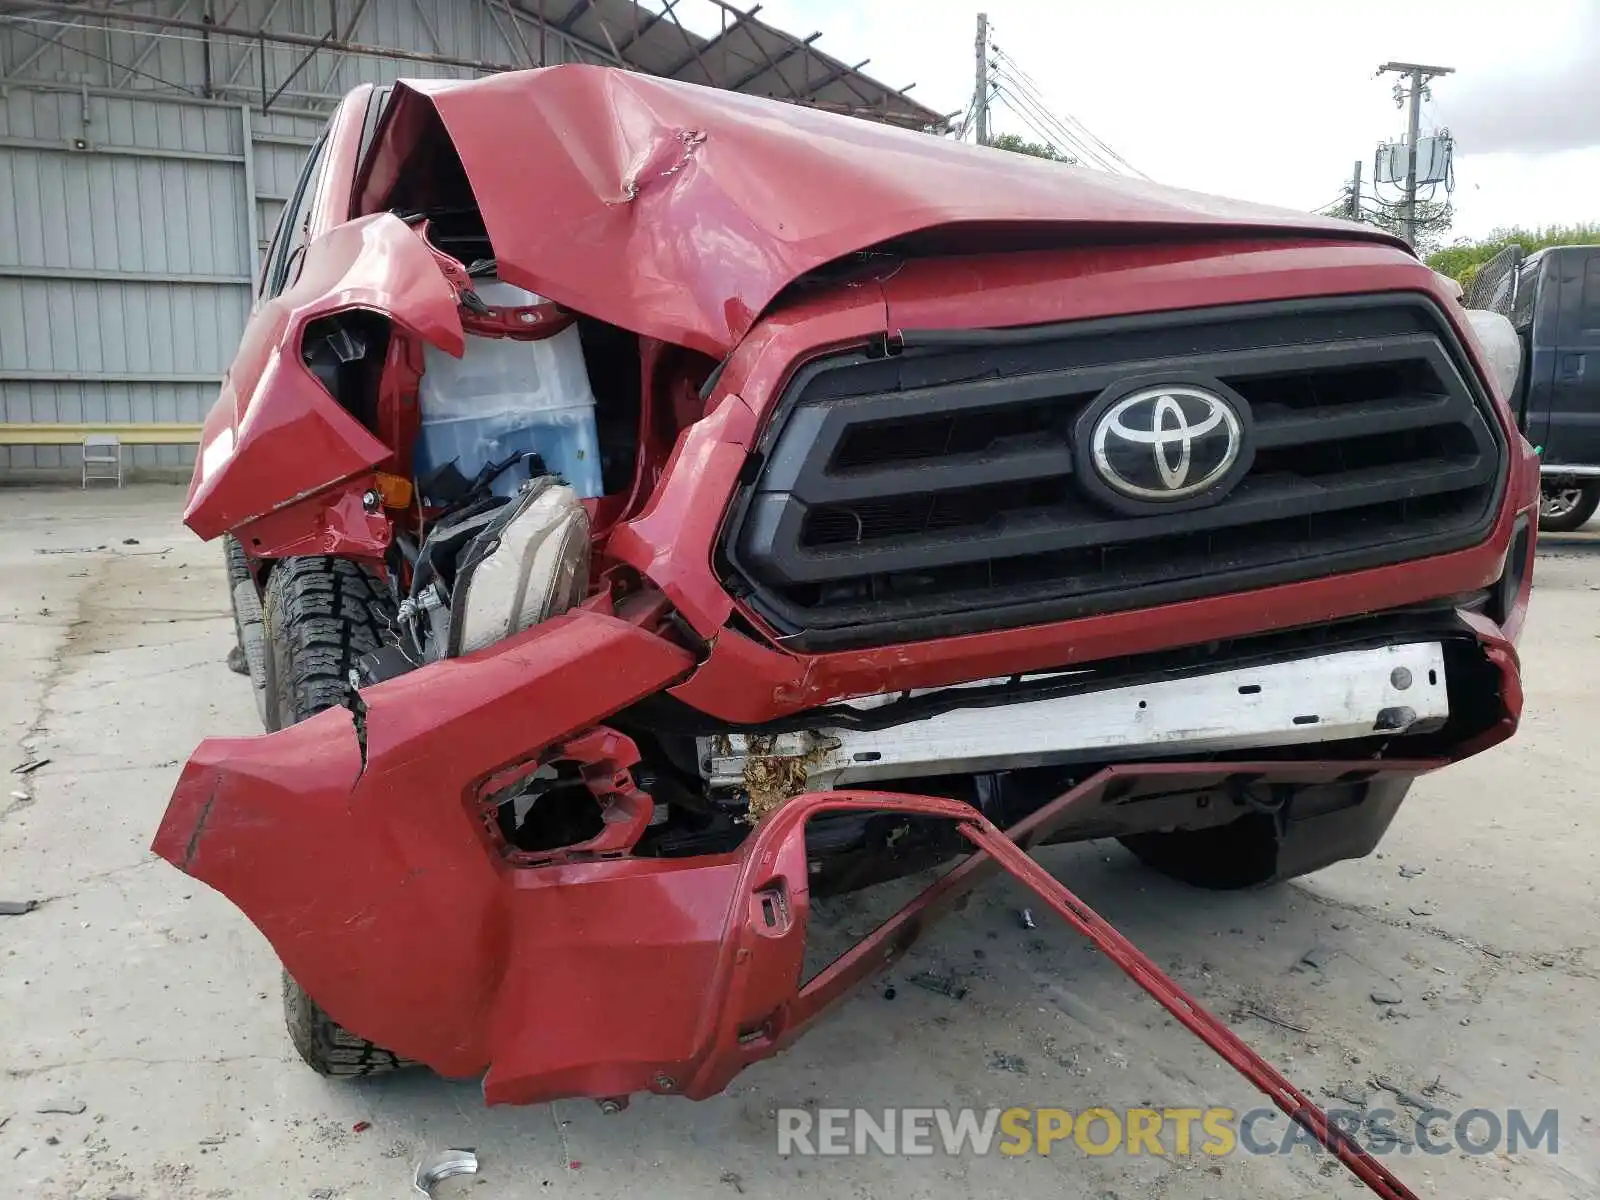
[150,609,1525,1110]
[157,731,1441,1106]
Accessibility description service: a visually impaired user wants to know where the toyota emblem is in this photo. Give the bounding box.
[1084,384,1249,506]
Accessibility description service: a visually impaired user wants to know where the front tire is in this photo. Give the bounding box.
[262,556,411,1077]
[1538,480,1600,533]
[1119,777,1412,890]
[1119,816,1282,890]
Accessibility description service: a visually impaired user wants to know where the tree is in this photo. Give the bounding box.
[1427,223,1600,284]
[988,132,1076,164]
[1355,198,1455,256]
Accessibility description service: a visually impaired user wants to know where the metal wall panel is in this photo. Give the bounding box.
[0,0,509,475]
[0,85,255,470]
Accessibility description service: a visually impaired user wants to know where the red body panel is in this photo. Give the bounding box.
[185,213,463,543]
[153,611,696,1076]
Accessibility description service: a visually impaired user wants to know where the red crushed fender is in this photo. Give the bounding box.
[183,213,464,542]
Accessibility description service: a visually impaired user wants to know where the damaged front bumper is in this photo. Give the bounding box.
[151,610,1520,1108]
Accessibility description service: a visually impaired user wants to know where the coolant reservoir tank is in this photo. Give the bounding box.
[414,280,604,500]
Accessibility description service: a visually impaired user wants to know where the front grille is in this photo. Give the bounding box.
[720,295,1506,650]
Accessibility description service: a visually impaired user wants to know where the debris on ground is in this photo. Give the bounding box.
[1298,945,1334,970]
[1019,908,1037,930]
[0,900,39,916]
[352,1120,372,1133]
[1329,1082,1369,1107]
[1370,988,1404,1006]
[881,984,896,1000]
[989,1051,1028,1073]
[413,1148,479,1197]
[907,970,968,999]
[122,538,139,545]
[35,1098,87,1115]
[1409,905,1435,917]
[9,759,50,776]
[1241,1007,1309,1034]
[719,1169,746,1193]
[1363,1113,1414,1146]
[1371,1076,1434,1110]
[1397,864,1426,878]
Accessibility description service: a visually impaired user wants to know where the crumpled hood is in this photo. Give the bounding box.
[356,66,1408,357]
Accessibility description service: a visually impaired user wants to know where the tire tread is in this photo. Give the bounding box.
[264,556,412,1078]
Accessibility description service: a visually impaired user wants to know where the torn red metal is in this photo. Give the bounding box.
[184,212,464,543]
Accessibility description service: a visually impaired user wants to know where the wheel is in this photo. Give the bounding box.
[222,536,252,676]
[1538,480,1600,533]
[1119,778,1412,890]
[261,556,412,1077]
[223,535,273,725]
[1118,815,1281,890]
[283,970,410,1078]
[261,555,392,731]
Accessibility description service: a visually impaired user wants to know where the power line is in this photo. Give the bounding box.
[990,75,1108,167]
[990,86,1077,160]
[990,68,1103,162]
[988,41,1147,177]
[972,25,1144,176]
[987,60,1123,173]
[989,60,1136,176]
[988,60,1109,167]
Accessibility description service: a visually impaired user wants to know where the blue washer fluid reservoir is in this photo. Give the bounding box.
[413,280,604,501]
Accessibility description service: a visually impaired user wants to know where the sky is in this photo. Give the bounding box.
[676,0,1600,242]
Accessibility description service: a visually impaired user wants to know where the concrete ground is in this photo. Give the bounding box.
[1,483,1596,1200]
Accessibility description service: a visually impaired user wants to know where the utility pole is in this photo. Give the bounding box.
[1378,61,1454,247]
[974,12,989,145]
[1348,158,1363,221]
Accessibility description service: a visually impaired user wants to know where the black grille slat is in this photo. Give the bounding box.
[720,296,1507,650]
[772,456,1492,581]
[810,432,1076,501]
[790,506,1486,632]
[1253,392,1457,446]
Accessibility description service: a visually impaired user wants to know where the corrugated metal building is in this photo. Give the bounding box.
[0,0,940,475]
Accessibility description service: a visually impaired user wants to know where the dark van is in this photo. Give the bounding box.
[1499,245,1600,531]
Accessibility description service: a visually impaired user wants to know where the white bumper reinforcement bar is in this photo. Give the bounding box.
[699,641,1449,791]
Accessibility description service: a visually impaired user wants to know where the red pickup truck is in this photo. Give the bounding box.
[153,65,1535,1106]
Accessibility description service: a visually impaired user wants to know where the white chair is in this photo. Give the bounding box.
[82,434,123,488]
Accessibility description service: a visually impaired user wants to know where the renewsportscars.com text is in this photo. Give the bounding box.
[777,1105,1559,1158]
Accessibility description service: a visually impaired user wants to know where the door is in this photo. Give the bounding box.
[1539,249,1600,467]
